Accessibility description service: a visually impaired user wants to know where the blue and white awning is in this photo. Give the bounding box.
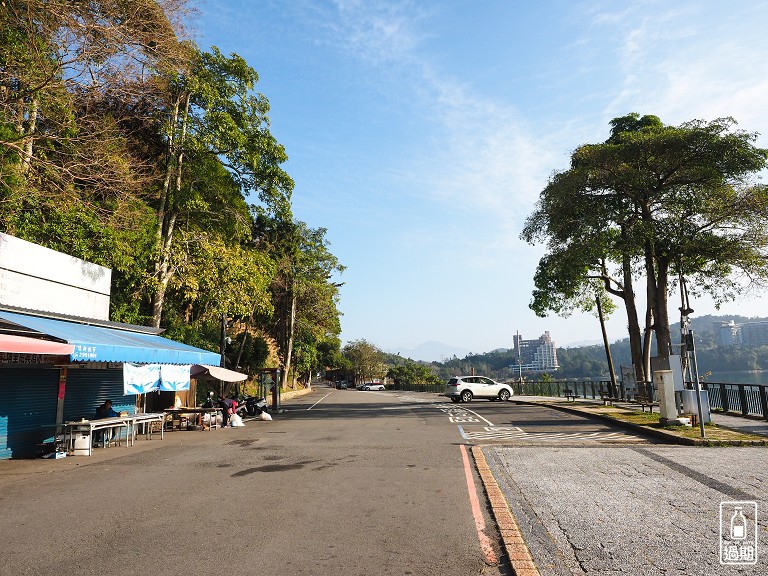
[0,310,220,365]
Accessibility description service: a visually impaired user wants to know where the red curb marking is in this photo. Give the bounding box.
[460,444,498,565]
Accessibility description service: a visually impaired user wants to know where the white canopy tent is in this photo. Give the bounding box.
[190,364,248,382]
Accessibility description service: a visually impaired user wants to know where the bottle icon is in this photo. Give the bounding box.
[730,506,747,540]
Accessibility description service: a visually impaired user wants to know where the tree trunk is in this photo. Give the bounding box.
[643,306,654,382]
[20,97,38,175]
[621,253,646,388]
[596,294,618,397]
[282,292,296,389]
[150,91,189,327]
[150,211,176,327]
[156,93,181,246]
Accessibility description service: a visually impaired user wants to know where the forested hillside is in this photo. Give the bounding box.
[0,1,344,386]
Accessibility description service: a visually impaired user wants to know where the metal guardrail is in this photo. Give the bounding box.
[390,382,444,394]
[517,379,768,421]
[514,380,615,400]
[701,382,768,420]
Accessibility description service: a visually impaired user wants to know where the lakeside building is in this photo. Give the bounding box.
[512,331,559,372]
[717,320,768,348]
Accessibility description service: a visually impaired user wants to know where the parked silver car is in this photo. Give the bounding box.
[361,382,385,391]
[444,376,513,403]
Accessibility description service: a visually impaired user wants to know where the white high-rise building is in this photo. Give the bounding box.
[513,331,559,372]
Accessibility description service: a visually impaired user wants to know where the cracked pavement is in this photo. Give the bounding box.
[483,445,768,575]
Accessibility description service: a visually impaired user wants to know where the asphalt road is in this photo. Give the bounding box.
[0,389,653,576]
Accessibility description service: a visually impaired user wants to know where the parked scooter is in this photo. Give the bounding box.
[235,394,268,418]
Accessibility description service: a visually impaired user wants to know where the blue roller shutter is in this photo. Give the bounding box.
[64,369,136,421]
[0,366,60,459]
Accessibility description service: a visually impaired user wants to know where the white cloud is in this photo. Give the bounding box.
[600,2,768,134]
[324,0,432,65]
[305,2,562,261]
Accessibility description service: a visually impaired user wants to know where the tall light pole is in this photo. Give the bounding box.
[680,275,706,439]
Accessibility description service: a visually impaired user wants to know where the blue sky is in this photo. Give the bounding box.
[197,0,768,359]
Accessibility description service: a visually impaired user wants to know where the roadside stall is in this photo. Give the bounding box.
[0,232,233,459]
[0,309,222,457]
[163,364,248,430]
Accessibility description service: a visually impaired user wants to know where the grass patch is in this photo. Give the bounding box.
[557,402,768,444]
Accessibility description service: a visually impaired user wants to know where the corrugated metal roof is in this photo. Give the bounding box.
[0,310,220,365]
[0,304,163,334]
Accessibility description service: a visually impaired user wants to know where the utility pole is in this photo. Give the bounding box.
[679,275,706,439]
[219,313,227,397]
[596,294,618,398]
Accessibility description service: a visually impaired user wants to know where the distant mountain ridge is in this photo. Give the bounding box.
[386,341,471,362]
[388,315,768,366]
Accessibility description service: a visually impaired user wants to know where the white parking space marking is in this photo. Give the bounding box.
[458,426,635,442]
[394,395,437,403]
[392,394,642,443]
[436,403,496,427]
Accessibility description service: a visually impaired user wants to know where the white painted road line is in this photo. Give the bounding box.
[307,392,333,410]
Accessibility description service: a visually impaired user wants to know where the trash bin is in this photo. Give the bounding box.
[681,389,711,423]
[73,430,92,456]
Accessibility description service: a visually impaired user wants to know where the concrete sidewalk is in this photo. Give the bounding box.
[481,443,767,575]
[478,395,768,575]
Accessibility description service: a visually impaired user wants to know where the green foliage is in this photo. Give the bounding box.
[183,46,294,207]
[0,3,343,376]
[343,339,386,383]
[168,233,275,321]
[253,210,344,381]
[386,360,441,387]
[524,113,768,378]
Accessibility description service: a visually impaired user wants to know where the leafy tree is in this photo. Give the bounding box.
[524,114,768,385]
[343,339,386,384]
[254,212,344,388]
[149,45,293,327]
[0,1,345,370]
[0,0,186,324]
[0,0,185,182]
[387,360,441,387]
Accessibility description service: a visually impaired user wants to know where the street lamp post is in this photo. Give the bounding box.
[680,275,706,439]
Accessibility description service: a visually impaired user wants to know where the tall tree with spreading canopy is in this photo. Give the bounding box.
[150,45,293,327]
[0,0,189,322]
[254,212,344,388]
[343,339,386,385]
[0,2,344,372]
[524,114,768,385]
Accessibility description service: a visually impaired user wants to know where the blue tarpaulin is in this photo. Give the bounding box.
[0,310,220,365]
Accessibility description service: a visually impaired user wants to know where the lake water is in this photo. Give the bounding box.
[704,370,768,385]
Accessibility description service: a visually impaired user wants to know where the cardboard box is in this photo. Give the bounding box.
[42,451,67,459]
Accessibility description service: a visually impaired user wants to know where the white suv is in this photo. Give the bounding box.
[444,376,513,403]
